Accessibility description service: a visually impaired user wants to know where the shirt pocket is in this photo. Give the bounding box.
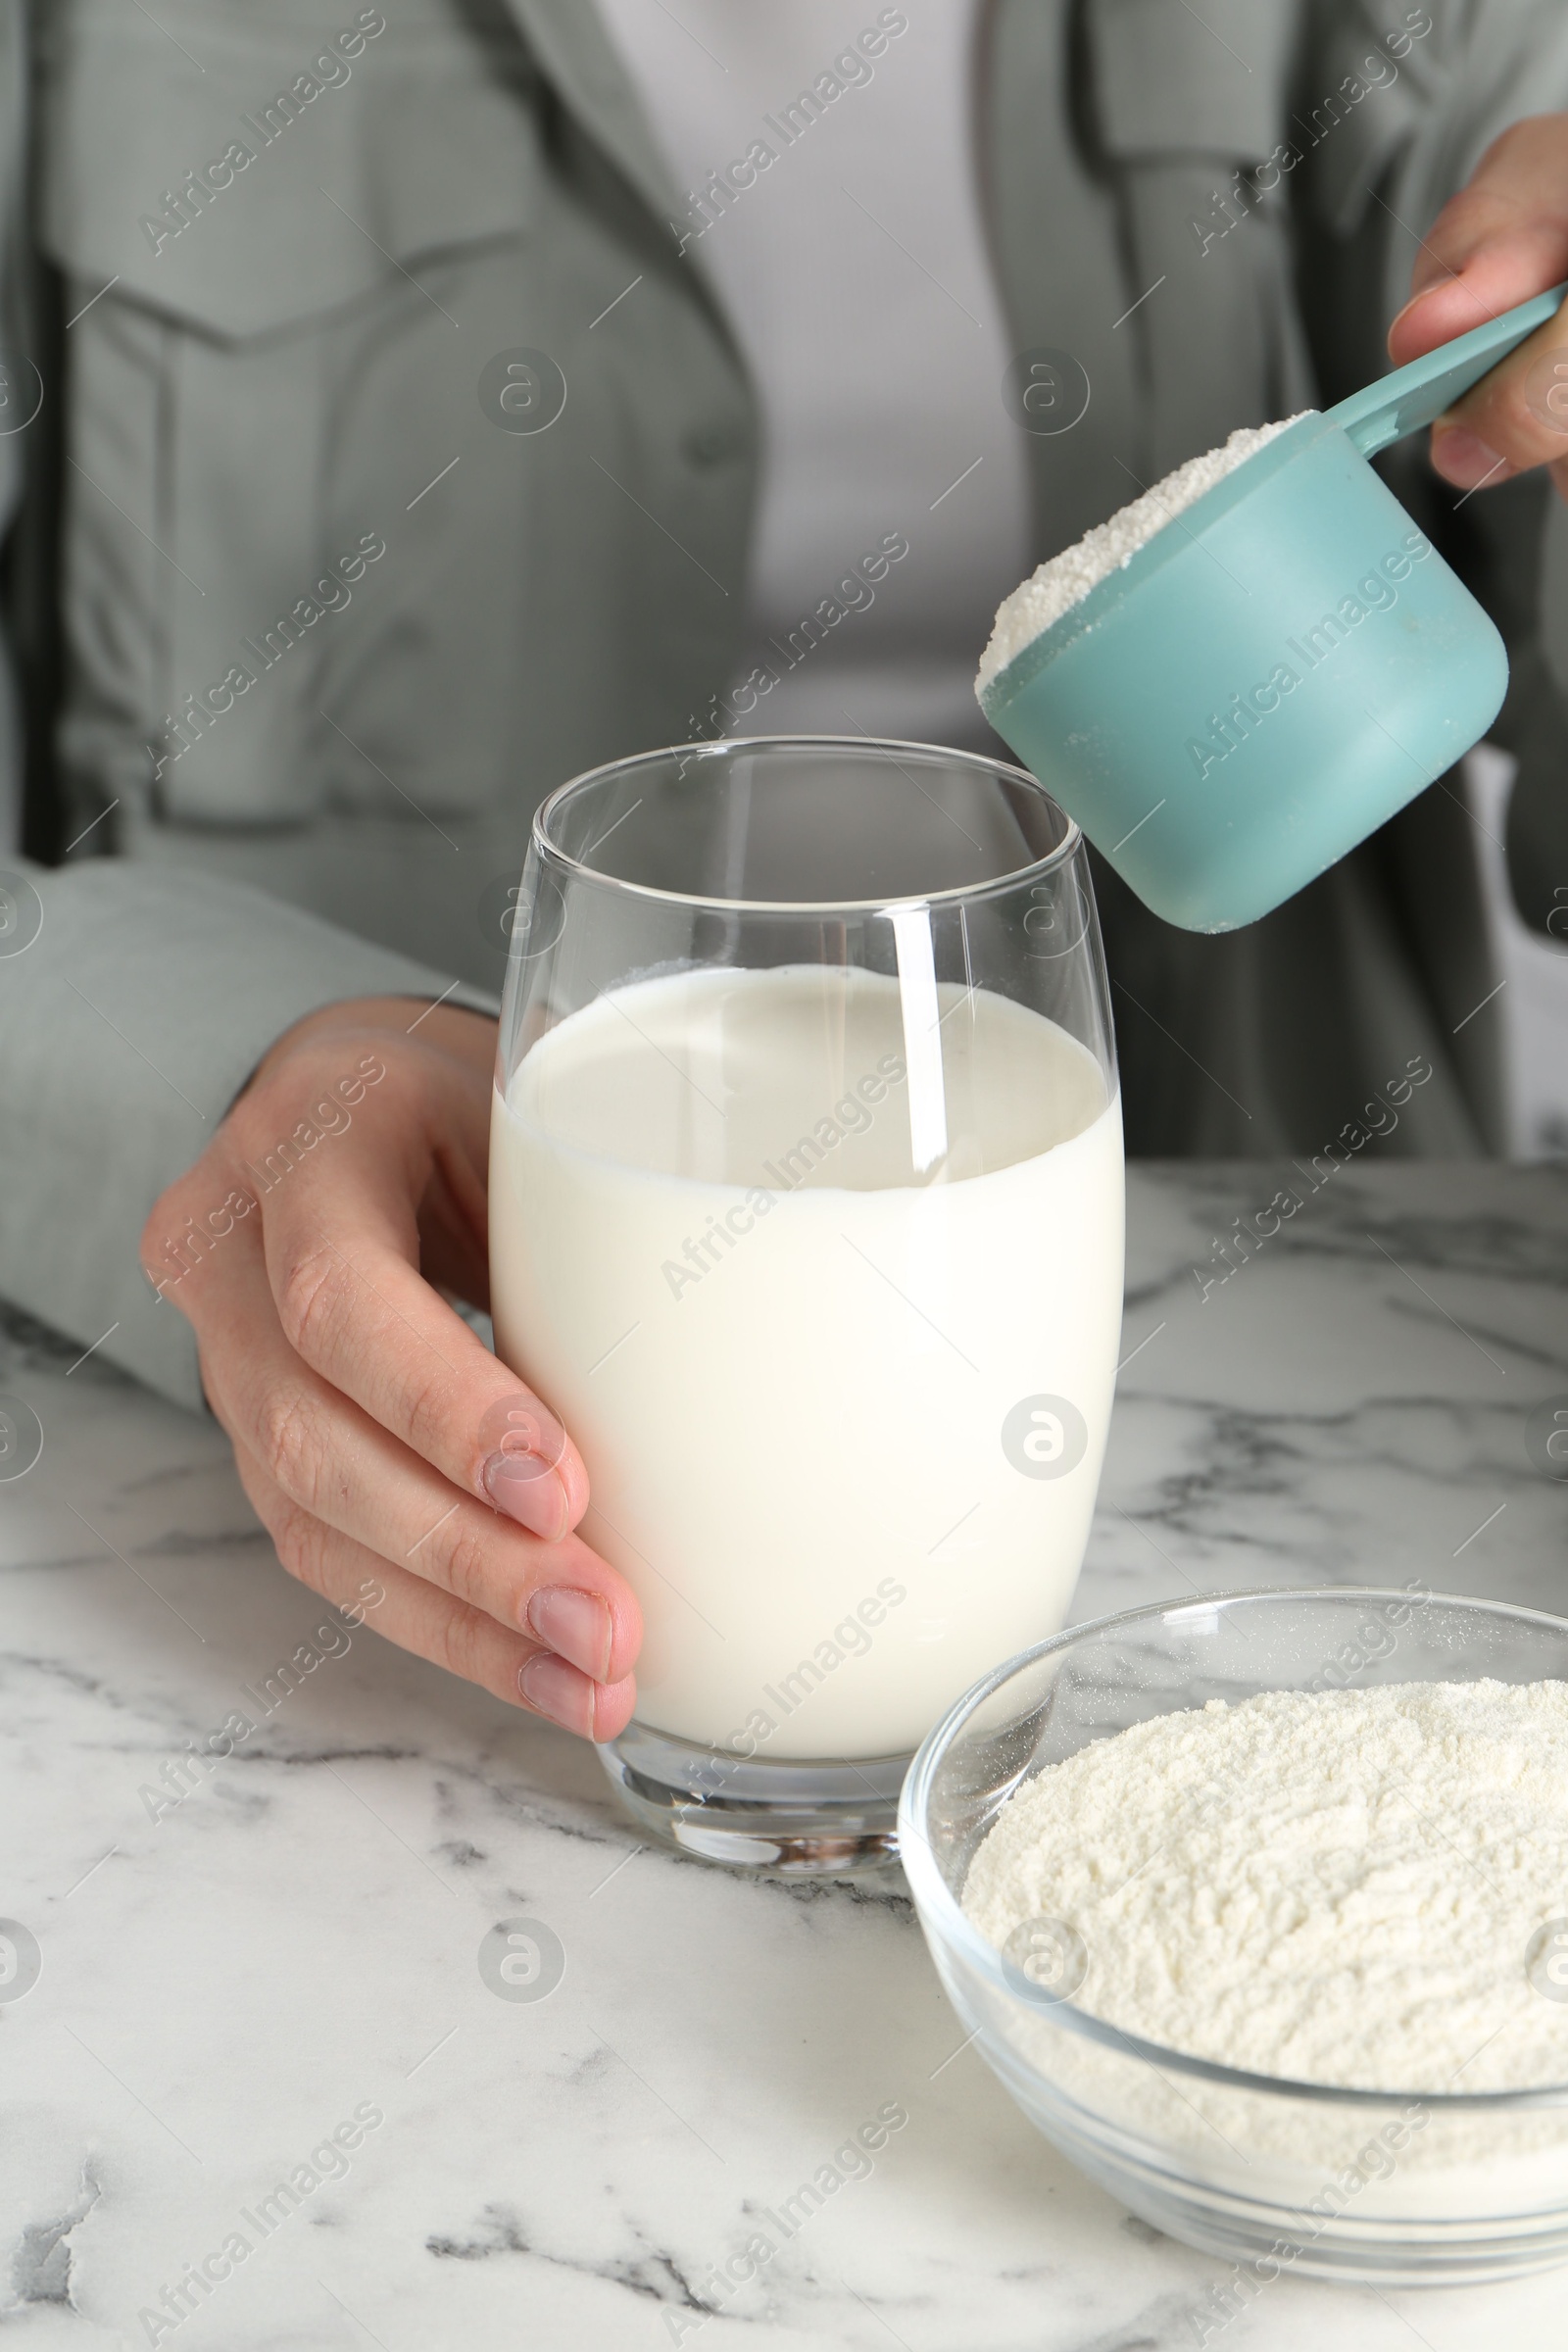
[41,0,541,824]
[1087,0,1300,165]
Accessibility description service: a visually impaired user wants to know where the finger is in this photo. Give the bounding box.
[1428,301,1568,492]
[1383,117,1568,491]
[231,1437,637,1738]
[188,1223,642,1683]
[1390,116,1568,351]
[1392,223,1568,358]
[256,1121,591,1545]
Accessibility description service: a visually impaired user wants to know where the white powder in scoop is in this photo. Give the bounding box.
[962,1681,1568,2095]
[974,417,1299,696]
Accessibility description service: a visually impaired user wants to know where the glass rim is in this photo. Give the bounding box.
[529,733,1084,916]
[898,1584,1568,2112]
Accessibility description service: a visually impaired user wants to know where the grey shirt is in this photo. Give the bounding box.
[4,0,1568,1409]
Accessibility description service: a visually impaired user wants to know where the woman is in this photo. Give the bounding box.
[3,0,1568,1735]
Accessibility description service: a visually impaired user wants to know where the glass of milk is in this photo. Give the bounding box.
[489,737,1123,1873]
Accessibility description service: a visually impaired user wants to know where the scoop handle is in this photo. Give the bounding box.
[1326,282,1567,459]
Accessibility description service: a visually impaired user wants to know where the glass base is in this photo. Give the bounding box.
[598,1720,909,1876]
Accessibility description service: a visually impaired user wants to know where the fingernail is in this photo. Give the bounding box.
[483,1448,568,1541]
[525,1586,612,1681]
[1431,425,1507,490]
[1388,287,1436,336]
[518,1650,595,1737]
[477,1395,567,1472]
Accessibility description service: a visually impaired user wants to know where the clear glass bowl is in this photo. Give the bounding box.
[898,1587,1568,2285]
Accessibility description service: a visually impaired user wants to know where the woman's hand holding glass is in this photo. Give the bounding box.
[141,996,641,1738]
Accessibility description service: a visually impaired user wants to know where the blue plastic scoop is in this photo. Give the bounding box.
[978,284,1567,933]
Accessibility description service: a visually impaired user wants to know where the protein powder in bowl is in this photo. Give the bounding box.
[898,1588,1568,2286]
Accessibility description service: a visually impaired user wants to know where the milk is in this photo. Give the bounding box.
[489,964,1122,1758]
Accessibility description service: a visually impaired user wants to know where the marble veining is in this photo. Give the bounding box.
[2,1164,1567,2350]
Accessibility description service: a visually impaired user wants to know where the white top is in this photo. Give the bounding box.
[593,0,1032,750]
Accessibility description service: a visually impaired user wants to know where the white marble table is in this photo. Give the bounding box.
[4,1162,1567,2352]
